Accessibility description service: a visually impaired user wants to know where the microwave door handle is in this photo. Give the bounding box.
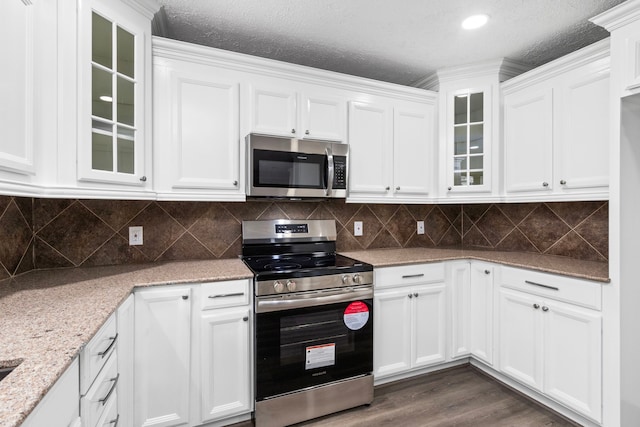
[325,146,334,196]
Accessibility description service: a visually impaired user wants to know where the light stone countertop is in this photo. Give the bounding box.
[341,247,610,283]
[0,259,253,427]
[0,250,609,427]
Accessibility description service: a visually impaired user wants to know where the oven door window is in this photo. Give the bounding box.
[255,298,373,401]
[253,149,327,189]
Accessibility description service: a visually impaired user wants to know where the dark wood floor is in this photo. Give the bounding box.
[234,365,579,427]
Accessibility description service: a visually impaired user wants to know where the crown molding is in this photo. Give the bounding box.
[120,0,160,20]
[591,0,640,32]
[151,6,170,37]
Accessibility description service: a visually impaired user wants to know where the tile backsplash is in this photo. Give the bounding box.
[0,196,608,279]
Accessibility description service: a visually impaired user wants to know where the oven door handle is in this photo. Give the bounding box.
[325,146,334,196]
[256,286,372,313]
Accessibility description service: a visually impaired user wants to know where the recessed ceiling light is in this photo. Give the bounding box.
[462,14,489,30]
[99,95,113,102]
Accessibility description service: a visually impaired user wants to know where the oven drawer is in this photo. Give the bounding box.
[201,279,250,310]
[375,263,445,289]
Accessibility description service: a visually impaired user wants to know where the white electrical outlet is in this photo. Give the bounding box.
[417,221,425,235]
[129,226,143,246]
[354,221,363,236]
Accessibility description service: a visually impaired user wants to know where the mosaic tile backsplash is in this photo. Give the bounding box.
[0,196,608,279]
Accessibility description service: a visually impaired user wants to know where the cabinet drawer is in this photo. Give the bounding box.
[201,279,250,310]
[80,314,117,394]
[500,266,602,310]
[81,351,118,427]
[375,263,445,289]
[95,385,118,427]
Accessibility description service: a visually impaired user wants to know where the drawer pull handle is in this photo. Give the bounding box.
[98,334,118,358]
[208,292,245,299]
[99,374,119,405]
[109,414,120,427]
[408,294,413,298]
[524,280,559,291]
[402,274,424,279]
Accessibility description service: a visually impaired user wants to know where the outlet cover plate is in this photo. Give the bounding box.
[129,226,143,246]
[354,221,363,236]
[417,221,425,235]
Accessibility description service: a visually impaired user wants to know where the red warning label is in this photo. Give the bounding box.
[343,301,370,330]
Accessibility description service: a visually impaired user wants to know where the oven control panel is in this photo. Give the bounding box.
[256,271,374,297]
[275,223,309,234]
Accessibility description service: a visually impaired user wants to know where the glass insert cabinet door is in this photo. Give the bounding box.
[79,1,147,185]
[451,90,486,190]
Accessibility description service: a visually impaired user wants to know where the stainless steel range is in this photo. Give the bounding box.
[241,219,374,427]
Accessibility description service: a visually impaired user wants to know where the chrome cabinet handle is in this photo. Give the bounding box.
[525,280,559,291]
[208,292,244,299]
[533,303,540,309]
[98,334,118,358]
[99,374,119,405]
[542,306,549,312]
[542,182,549,187]
[402,274,424,279]
[109,414,120,427]
[560,180,566,185]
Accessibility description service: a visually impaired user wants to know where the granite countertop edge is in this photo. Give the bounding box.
[0,250,609,427]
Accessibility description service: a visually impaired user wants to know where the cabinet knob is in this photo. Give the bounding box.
[233,180,238,186]
[385,186,390,191]
[560,180,567,185]
[448,186,452,191]
[408,294,413,298]
[533,303,540,309]
[542,306,549,312]
[243,316,249,322]
[305,130,310,135]
[396,186,400,191]
[413,292,418,298]
[542,182,549,187]
[291,128,296,134]
[182,295,189,300]
[484,269,490,275]
[140,176,147,182]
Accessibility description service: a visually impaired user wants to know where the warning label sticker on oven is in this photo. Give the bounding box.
[343,301,370,331]
[306,343,336,370]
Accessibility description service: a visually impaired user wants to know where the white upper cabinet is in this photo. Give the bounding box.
[76,0,156,191]
[502,40,610,201]
[348,96,436,203]
[248,83,347,142]
[153,49,243,201]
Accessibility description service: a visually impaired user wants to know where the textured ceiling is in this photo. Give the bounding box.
[154,0,625,87]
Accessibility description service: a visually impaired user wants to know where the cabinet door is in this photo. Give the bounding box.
[373,288,412,378]
[249,84,297,137]
[469,263,494,365]
[0,0,34,176]
[78,0,150,186]
[449,262,471,359]
[498,288,543,391]
[348,101,392,198]
[543,299,602,422]
[300,92,346,141]
[556,67,610,191]
[158,65,241,196]
[117,294,134,427]
[200,307,252,423]
[134,287,192,427]
[393,106,433,197]
[412,283,447,368]
[504,85,553,194]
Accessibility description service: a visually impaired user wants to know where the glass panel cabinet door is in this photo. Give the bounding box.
[452,91,484,188]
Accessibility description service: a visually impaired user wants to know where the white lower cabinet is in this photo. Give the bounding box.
[374,263,446,380]
[498,268,602,423]
[134,286,192,427]
[134,280,252,427]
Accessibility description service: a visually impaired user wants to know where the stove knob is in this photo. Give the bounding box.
[342,275,352,285]
[353,273,362,284]
[273,281,285,293]
[286,280,297,291]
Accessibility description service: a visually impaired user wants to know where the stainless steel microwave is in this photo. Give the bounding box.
[246,134,348,199]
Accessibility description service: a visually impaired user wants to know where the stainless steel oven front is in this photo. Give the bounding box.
[246,133,348,199]
[254,282,374,427]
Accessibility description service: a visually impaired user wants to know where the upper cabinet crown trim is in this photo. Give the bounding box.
[591,0,640,31]
[502,39,610,94]
[419,58,532,91]
[152,37,437,104]
[120,0,160,20]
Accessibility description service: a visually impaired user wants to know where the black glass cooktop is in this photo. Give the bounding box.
[242,253,372,281]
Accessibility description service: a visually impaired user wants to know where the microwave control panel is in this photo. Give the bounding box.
[333,156,347,189]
